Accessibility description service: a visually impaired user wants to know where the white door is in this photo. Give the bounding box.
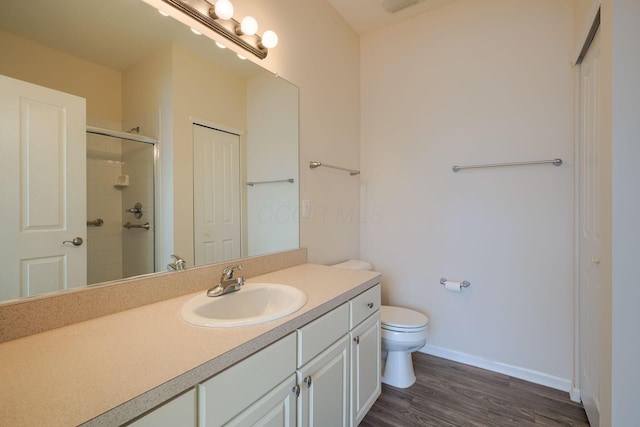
[0,75,87,301]
[193,124,241,264]
[578,30,601,426]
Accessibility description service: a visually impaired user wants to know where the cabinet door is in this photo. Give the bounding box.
[126,388,196,427]
[226,374,297,427]
[350,312,381,426]
[297,335,350,427]
[200,333,296,426]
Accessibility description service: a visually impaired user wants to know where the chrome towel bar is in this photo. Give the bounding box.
[309,161,360,176]
[452,158,562,172]
[123,222,150,230]
[247,178,295,186]
[87,218,104,227]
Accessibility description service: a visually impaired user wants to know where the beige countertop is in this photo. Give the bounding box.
[0,263,380,426]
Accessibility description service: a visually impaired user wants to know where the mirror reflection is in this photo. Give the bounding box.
[0,0,299,303]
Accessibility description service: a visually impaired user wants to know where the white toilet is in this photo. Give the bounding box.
[331,260,429,389]
[380,305,429,388]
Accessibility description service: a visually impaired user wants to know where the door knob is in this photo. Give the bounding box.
[62,237,84,246]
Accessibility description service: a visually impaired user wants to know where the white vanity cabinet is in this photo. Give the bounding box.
[199,333,297,427]
[124,284,381,427]
[294,283,382,427]
[349,284,381,426]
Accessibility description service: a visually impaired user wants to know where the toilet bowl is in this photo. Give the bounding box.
[330,260,429,389]
[380,305,429,388]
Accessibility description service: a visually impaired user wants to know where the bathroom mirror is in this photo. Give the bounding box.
[0,0,299,303]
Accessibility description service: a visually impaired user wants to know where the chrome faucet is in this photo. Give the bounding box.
[207,265,245,297]
[167,254,187,271]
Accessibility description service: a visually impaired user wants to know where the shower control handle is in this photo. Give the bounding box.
[125,202,144,219]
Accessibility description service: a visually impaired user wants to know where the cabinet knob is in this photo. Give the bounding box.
[354,336,360,344]
[367,302,374,309]
[292,384,300,397]
[304,376,312,388]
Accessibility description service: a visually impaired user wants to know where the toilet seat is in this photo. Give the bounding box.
[381,306,429,332]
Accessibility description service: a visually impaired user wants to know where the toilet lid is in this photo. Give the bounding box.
[381,305,429,329]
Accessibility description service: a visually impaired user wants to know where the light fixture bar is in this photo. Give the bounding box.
[161,0,268,59]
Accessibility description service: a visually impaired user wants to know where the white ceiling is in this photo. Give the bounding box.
[327,0,458,35]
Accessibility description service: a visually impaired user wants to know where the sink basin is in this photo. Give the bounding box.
[180,283,307,328]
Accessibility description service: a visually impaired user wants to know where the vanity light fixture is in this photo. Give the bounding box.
[238,16,258,36]
[161,0,278,59]
[212,0,233,20]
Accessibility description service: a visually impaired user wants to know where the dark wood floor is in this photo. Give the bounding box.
[360,352,590,426]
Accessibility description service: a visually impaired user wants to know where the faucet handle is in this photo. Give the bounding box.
[223,264,244,278]
[169,254,187,270]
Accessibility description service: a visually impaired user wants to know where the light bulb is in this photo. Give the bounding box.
[214,0,234,20]
[215,41,227,49]
[158,10,169,17]
[240,16,258,36]
[237,53,247,60]
[190,28,202,35]
[261,30,278,49]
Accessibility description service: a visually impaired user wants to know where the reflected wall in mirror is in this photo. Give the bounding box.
[0,0,299,303]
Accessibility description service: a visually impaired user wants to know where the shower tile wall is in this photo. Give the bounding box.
[87,133,124,285]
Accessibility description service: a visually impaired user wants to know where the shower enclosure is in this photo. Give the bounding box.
[86,128,156,285]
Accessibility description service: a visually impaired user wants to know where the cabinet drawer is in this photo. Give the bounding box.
[350,284,381,329]
[297,303,349,368]
[199,333,296,426]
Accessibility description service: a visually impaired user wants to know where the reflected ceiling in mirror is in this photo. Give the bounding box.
[0,0,299,303]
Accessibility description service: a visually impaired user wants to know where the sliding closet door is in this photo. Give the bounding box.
[193,124,242,264]
[578,30,602,427]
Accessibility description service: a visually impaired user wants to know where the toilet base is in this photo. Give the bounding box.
[381,350,416,388]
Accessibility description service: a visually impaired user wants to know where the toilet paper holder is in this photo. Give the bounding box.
[440,277,471,288]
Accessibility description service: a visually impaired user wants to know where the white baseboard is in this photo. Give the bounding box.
[420,345,574,396]
[570,387,582,403]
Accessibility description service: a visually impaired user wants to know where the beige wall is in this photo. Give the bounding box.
[0,30,122,123]
[361,0,576,388]
[230,0,362,264]
[246,73,299,256]
[121,44,174,270]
